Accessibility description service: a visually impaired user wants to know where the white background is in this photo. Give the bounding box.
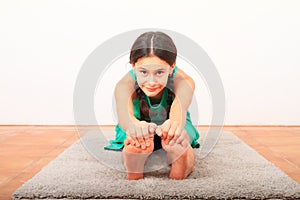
[0,0,299,125]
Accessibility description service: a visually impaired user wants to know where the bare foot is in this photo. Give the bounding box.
[122,137,154,180]
[161,134,195,180]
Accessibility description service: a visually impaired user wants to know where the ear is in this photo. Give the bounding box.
[169,62,176,75]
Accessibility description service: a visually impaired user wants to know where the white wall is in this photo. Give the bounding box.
[0,0,299,125]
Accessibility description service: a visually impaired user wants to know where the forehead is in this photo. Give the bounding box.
[135,56,170,67]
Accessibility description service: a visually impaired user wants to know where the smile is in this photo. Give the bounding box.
[146,87,157,92]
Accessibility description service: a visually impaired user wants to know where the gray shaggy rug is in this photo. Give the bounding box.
[13,131,300,199]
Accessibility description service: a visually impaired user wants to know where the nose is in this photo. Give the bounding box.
[148,74,156,83]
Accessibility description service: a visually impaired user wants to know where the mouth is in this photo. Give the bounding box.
[145,87,157,92]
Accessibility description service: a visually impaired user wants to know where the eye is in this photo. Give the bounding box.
[157,71,164,75]
[140,70,147,75]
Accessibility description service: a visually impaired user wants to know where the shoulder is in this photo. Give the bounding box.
[174,67,193,81]
[115,71,137,99]
[117,71,135,85]
[173,66,195,90]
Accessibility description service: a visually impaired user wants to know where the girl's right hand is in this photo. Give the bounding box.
[125,120,157,149]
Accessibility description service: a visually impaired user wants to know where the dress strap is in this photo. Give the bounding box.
[172,65,178,80]
[129,69,136,82]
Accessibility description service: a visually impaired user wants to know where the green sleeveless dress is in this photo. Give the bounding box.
[104,66,200,151]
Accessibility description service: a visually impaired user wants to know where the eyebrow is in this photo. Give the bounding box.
[138,67,166,71]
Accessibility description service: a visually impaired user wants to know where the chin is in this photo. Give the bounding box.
[141,88,163,98]
[142,91,158,97]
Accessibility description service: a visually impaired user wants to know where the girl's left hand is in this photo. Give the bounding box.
[156,119,183,145]
[124,121,157,149]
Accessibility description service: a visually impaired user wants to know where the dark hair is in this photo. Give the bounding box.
[129,31,177,66]
[129,31,177,123]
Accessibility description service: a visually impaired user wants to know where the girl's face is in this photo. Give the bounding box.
[133,56,174,98]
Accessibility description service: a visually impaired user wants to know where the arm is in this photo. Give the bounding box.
[114,72,156,149]
[157,68,195,144]
[170,68,195,126]
[114,72,136,130]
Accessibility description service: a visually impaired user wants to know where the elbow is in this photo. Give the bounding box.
[187,77,195,92]
[114,81,121,97]
[114,80,135,102]
[114,81,125,97]
[113,84,119,99]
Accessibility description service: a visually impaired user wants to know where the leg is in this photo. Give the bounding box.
[122,136,154,180]
[161,130,195,180]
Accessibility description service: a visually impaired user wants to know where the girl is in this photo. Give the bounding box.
[105,31,200,180]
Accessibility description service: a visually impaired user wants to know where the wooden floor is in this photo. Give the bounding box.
[0,126,300,199]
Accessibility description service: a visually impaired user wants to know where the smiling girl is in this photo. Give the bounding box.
[105,31,200,180]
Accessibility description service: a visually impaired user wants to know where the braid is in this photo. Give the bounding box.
[135,82,150,121]
[165,74,175,118]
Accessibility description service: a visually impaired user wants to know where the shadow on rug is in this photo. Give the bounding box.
[13,131,300,199]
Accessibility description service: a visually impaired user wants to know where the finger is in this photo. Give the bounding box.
[126,129,137,145]
[136,127,146,149]
[148,123,157,136]
[124,135,133,145]
[141,125,150,147]
[170,126,183,145]
[124,139,130,145]
[156,126,162,136]
[139,121,151,147]
[162,119,171,132]
[167,121,178,140]
[173,126,182,141]
[181,138,188,147]
[162,120,171,139]
[174,133,185,145]
[141,124,149,140]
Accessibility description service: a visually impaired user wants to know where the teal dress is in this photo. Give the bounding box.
[104,66,200,151]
